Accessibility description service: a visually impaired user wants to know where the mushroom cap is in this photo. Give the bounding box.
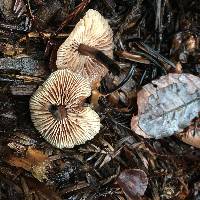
[30,69,100,149]
[56,9,113,84]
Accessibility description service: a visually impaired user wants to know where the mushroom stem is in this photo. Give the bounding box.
[48,104,67,121]
[78,44,120,76]
[100,64,136,95]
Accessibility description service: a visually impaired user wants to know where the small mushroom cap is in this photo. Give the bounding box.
[30,69,100,149]
[56,9,113,83]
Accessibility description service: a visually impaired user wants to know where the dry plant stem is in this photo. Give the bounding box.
[54,0,91,36]
[115,51,150,64]
[78,44,120,76]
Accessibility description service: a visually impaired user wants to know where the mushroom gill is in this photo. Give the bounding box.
[30,69,100,149]
[56,9,116,84]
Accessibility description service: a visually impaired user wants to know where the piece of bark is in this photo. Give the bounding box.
[0,55,48,95]
[131,73,200,138]
[0,77,40,95]
[0,43,24,56]
[0,94,17,131]
[0,55,47,77]
[5,140,86,186]
[34,0,62,30]
[9,84,38,95]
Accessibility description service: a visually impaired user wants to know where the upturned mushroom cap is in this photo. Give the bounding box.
[30,69,100,149]
[56,9,113,83]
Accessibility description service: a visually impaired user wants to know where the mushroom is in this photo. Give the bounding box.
[30,69,100,149]
[56,9,119,85]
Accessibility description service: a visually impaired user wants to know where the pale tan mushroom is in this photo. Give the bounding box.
[30,69,100,149]
[56,9,114,84]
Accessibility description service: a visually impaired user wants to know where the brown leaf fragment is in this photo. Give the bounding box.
[7,147,49,182]
[131,73,200,138]
[25,177,61,200]
[117,169,148,199]
[177,118,200,148]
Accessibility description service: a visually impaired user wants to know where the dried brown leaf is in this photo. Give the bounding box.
[117,169,148,199]
[25,177,61,200]
[131,73,200,138]
[177,118,200,148]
